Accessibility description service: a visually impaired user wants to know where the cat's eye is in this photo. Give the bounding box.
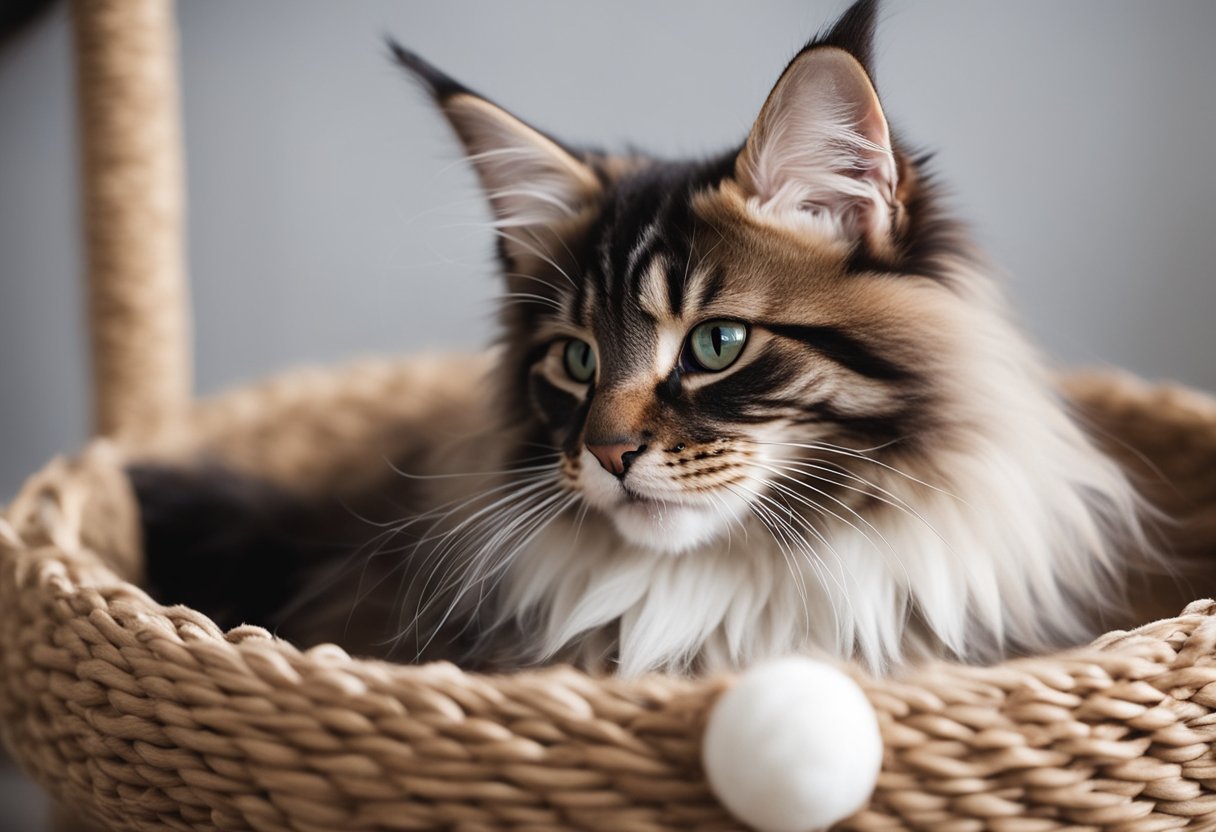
[686,320,747,372]
[563,338,596,383]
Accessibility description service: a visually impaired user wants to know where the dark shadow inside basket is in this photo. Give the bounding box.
[121,357,507,665]
[120,357,1216,666]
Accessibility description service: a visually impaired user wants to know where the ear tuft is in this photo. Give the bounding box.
[810,0,881,75]
[386,39,472,103]
[390,41,600,230]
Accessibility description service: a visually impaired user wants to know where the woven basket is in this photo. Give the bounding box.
[4,361,1216,831]
[6,1,1216,830]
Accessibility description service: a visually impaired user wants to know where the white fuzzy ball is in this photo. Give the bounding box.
[702,657,882,832]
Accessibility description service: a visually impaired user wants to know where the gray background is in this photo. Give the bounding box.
[1,1,1214,826]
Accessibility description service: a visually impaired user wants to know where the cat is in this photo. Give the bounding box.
[133,0,1151,677]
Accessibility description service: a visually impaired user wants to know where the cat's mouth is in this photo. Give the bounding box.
[575,449,752,553]
[602,484,745,554]
[620,486,665,505]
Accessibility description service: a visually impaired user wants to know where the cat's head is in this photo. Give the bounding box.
[392,0,1145,671]
[391,0,967,554]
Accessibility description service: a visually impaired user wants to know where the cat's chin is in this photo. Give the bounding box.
[609,496,732,554]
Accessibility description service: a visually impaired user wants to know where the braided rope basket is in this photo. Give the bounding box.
[5,2,1216,830]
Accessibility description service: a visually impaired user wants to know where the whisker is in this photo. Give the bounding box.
[489,228,578,289]
[761,464,904,551]
[724,482,818,643]
[752,463,909,590]
[281,469,558,627]
[399,483,565,656]
[460,491,579,613]
[773,457,923,515]
[755,439,964,503]
[764,458,954,561]
[384,457,561,482]
[414,491,577,658]
[743,482,855,607]
[494,291,566,312]
[403,478,560,609]
[346,474,560,633]
[705,490,747,549]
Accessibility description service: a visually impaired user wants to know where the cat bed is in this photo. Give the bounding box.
[4,356,1216,831]
[9,2,1216,829]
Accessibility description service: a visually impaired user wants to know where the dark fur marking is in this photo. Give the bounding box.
[795,399,914,445]
[386,40,474,102]
[657,368,683,403]
[679,463,733,479]
[388,39,591,166]
[763,323,912,382]
[587,155,736,315]
[529,372,581,429]
[665,252,686,318]
[695,265,728,309]
[684,347,802,426]
[804,0,880,74]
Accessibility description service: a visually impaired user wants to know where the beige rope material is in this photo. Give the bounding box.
[72,0,192,441]
[1,359,1216,831]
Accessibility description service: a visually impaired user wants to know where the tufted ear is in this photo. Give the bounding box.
[390,41,601,230]
[735,0,898,248]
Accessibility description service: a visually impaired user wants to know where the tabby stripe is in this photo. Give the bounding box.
[794,400,912,444]
[696,266,728,309]
[523,340,552,371]
[572,263,591,327]
[687,347,801,424]
[665,253,686,318]
[624,220,661,291]
[662,207,697,319]
[529,370,580,428]
[763,323,911,381]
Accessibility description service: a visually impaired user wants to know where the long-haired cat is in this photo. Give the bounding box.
[133,0,1150,677]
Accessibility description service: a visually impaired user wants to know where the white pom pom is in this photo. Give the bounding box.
[703,657,882,832]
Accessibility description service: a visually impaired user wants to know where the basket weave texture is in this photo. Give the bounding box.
[2,357,1216,832]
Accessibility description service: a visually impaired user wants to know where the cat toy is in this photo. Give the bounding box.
[5,2,1216,830]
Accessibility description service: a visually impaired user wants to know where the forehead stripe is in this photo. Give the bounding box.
[694,265,728,309]
[664,233,698,319]
[624,219,660,281]
[637,256,672,320]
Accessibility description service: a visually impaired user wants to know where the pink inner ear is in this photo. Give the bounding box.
[737,47,897,243]
[828,56,891,153]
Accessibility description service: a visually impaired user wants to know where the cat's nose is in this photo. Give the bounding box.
[586,441,647,477]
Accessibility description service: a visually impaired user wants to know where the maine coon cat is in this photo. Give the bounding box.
[134,0,1149,677]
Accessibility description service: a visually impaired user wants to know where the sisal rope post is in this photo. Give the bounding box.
[71,0,192,440]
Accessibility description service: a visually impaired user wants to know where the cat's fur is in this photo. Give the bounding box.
[134,0,1150,677]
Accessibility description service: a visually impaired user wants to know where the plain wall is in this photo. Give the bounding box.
[1,2,1214,825]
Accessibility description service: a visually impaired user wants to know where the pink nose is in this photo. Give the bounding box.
[586,442,646,476]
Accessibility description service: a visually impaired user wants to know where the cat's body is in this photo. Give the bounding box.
[135,0,1152,677]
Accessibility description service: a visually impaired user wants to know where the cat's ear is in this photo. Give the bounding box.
[390,41,600,230]
[735,0,899,248]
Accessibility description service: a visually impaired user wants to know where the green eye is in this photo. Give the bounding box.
[563,338,596,382]
[687,320,747,372]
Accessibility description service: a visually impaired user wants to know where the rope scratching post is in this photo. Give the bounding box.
[1,2,1216,831]
[71,0,191,440]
